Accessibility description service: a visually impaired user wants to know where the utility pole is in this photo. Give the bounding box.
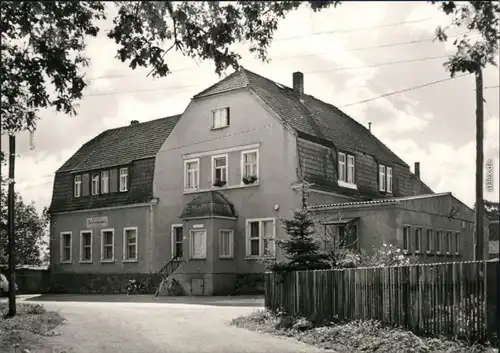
[474,63,484,262]
[7,135,16,317]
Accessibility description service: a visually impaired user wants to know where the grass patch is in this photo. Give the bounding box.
[231,310,496,353]
[0,302,64,352]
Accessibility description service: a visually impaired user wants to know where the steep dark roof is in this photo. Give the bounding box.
[58,115,181,173]
[194,68,407,166]
[180,191,237,219]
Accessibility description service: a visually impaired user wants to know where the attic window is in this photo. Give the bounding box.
[211,107,230,129]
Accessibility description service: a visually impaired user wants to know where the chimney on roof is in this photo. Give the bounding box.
[414,162,420,178]
[293,71,304,94]
[130,120,139,125]
[368,122,372,132]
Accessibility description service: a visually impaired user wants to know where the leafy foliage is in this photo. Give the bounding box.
[231,310,493,353]
[0,1,106,133]
[334,244,419,269]
[0,176,49,267]
[0,1,339,133]
[484,200,499,241]
[430,1,500,75]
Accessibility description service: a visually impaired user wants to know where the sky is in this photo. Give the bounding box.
[1,1,499,212]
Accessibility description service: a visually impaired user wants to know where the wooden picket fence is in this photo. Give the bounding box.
[265,260,499,343]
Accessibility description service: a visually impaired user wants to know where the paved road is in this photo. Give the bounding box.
[25,297,333,353]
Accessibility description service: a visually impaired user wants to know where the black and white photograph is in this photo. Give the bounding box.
[1,1,499,352]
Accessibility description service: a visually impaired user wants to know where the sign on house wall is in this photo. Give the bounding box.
[86,216,108,228]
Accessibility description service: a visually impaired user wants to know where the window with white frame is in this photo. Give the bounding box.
[184,159,199,190]
[414,227,422,254]
[379,165,386,191]
[60,232,72,263]
[119,168,128,192]
[172,225,183,258]
[211,107,230,129]
[338,152,355,185]
[219,230,234,258]
[91,173,100,195]
[190,229,207,259]
[80,231,92,262]
[454,232,460,255]
[338,152,346,182]
[445,231,452,254]
[246,218,275,258]
[123,227,138,261]
[387,167,393,193]
[403,226,410,252]
[101,171,109,194]
[347,155,355,184]
[241,150,258,179]
[74,175,81,197]
[435,230,442,254]
[425,229,433,254]
[101,229,114,261]
[212,155,228,185]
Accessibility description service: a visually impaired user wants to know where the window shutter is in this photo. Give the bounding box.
[82,173,90,196]
[110,169,118,192]
[226,107,230,125]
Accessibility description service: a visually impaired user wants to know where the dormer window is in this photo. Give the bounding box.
[379,164,393,193]
[74,175,82,198]
[338,152,356,188]
[211,107,230,129]
[91,173,100,195]
[101,171,109,194]
[119,168,128,192]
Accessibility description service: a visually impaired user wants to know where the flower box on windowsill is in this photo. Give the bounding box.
[242,175,258,185]
[213,179,227,187]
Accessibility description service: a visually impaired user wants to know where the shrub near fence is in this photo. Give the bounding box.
[265,260,499,344]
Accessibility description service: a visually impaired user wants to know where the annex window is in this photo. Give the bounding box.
[425,229,433,254]
[171,225,184,259]
[246,218,275,258]
[101,171,109,194]
[219,230,234,258]
[119,168,128,192]
[212,154,228,186]
[454,232,460,255]
[414,227,422,254]
[190,230,207,259]
[101,229,115,262]
[445,231,452,255]
[60,232,72,263]
[403,226,410,252]
[323,223,358,251]
[184,159,200,190]
[211,107,230,129]
[80,231,92,263]
[435,230,442,254]
[123,227,138,261]
[91,173,100,195]
[241,150,259,180]
[74,175,82,198]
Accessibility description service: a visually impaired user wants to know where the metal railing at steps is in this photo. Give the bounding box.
[154,257,184,297]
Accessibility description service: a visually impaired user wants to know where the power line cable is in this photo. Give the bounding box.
[339,73,471,108]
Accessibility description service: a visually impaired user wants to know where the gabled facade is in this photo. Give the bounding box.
[49,116,181,277]
[152,68,436,295]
